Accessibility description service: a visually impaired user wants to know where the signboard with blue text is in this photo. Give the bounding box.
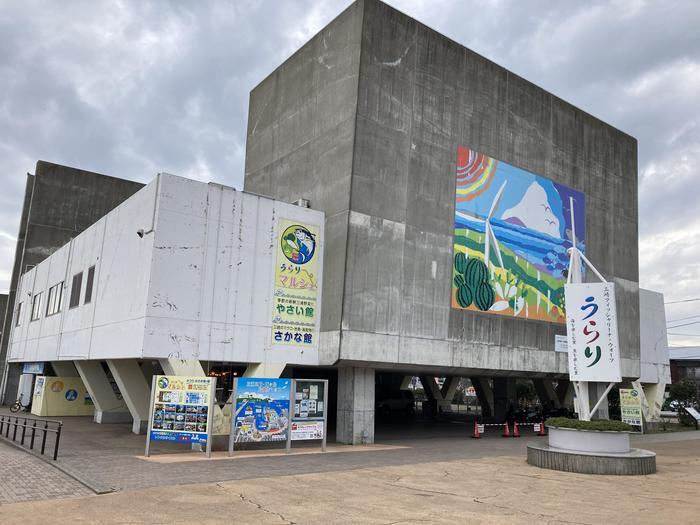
[564,282,621,382]
[233,378,291,443]
[147,375,216,453]
[22,362,45,374]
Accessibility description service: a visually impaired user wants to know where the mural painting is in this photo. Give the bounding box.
[452,146,585,323]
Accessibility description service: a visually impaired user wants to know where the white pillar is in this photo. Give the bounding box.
[51,361,78,377]
[244,362,286,378]
[159,359,228,436]
[74,360,131,424]
[106,359,151,434]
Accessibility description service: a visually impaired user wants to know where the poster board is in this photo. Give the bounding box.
[619,388,643,428]
[564,282,621,382]
[290,378,328,451]
[229,378,291,453]
[145,375,216,458]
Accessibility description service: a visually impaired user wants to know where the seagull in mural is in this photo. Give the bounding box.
[456,181,507,269]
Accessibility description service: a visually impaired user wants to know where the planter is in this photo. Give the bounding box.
[547,425,630,453]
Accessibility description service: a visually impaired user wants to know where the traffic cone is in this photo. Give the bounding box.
[502,421,510,437]
[471,421,481,439]
[512,421,520,438]
[538,421,546,436]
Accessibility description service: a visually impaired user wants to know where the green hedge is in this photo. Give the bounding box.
[545,417,633,432]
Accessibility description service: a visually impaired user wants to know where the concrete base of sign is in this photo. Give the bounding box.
[548,426,631,453]
[527,443,656,475]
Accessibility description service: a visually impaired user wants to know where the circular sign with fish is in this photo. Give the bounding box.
[281,224,316,265]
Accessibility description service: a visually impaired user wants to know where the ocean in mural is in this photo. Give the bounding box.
[452,146,585,323]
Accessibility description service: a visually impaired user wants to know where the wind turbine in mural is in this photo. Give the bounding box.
[456,181,508,270]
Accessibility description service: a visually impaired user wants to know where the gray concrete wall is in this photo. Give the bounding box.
[244,0,640,378]
[244,1,364,345]
[0,161,144,402]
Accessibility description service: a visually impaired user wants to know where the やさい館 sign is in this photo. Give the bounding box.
[564,282,621,382]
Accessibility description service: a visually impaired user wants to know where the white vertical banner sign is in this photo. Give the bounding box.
[565,282,622,383]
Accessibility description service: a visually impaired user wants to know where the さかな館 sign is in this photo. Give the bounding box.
[564,282,621,382]
[271,219,320,347]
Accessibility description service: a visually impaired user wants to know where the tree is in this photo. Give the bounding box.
[668,379,698,407]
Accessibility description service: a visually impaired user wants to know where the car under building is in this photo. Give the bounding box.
[2,0,670,445]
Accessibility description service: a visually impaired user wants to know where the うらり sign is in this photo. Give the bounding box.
[564,282,621,382]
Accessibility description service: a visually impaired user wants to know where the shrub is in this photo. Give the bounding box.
[545,417,633,432]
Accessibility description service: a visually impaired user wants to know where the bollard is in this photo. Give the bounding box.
[538,421,546,436]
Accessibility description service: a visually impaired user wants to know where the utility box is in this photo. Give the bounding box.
[31,376,94,417]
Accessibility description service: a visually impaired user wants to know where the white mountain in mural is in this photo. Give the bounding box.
[501,182,560,238]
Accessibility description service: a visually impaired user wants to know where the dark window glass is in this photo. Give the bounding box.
[46,282,63,316]
[85,266,95,304]
[15,302,22,327]
[70,272,83,309]
[31,292,42,321]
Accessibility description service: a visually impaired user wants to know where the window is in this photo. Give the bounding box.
[31,293,42,321]
[15,302,22,327]
[84,266,95,304]
[46,282,64,316]
[69,272,83,309]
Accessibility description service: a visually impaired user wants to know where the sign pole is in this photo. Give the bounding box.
[144,375,156,457]
[286,379,294,454]
[228,377,238,457]
[321,379,328,452]
[206,379,215,458]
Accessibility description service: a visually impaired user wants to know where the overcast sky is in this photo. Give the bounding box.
[1,0,699,346]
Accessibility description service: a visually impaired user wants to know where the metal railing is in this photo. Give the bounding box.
[0,415,63,460]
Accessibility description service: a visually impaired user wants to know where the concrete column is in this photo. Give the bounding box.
[532,379,560,409]
[555,379,573,407]
[244,362,286,378]
[140,360,155,385]
[470,377,494,419]
[437,377,460,413]
[337,367,374,445]
[51,361,78,377]
[636,380,666,425]
[159,358,228,436]
[106,359,151,434]
[589,382,610,420]
[492,377,516,423]
[74,360,131,424]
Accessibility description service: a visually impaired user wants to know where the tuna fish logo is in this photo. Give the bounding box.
[281,225,316,265]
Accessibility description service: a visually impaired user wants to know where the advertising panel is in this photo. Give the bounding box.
[233,378,291,443]
[271,219,320,347]
[619,388,642,427]
[149,375,215,445]
[23,362,45,374]
[291,421,324,441]
[565,282,621,382]
[452,146,585,324]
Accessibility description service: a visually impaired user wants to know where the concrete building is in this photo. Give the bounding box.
[3,0,670,445]
[7,174,324,433]
[244,0,643,443]
[0,161,143,403]
[669,347,700,392]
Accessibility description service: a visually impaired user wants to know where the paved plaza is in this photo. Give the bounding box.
[1,412,700,523]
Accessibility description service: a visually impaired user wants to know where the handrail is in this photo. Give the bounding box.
[0,414,63,460]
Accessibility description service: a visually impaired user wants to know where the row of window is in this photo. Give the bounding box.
[16,266,96,326]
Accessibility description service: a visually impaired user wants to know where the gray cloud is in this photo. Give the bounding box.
[1,0,699,345]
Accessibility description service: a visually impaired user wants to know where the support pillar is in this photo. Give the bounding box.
[159,358,229,436]
[51,361,78,377]
[244,362,286,379]
[106,359,151,434]
[74,361,131,424]
[337,367,374,445]
[470,377,494,419]
[492,377,516,423]
[555,379,573,408]
[532,378,560,409]
[636,380,666,425]
[589,382,610,420]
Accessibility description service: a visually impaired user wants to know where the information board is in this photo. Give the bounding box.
[146,375,216,457]
[619,388,643,427]
[232,378,291,443]
[291,421,325,441]
[294,380,326,420]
